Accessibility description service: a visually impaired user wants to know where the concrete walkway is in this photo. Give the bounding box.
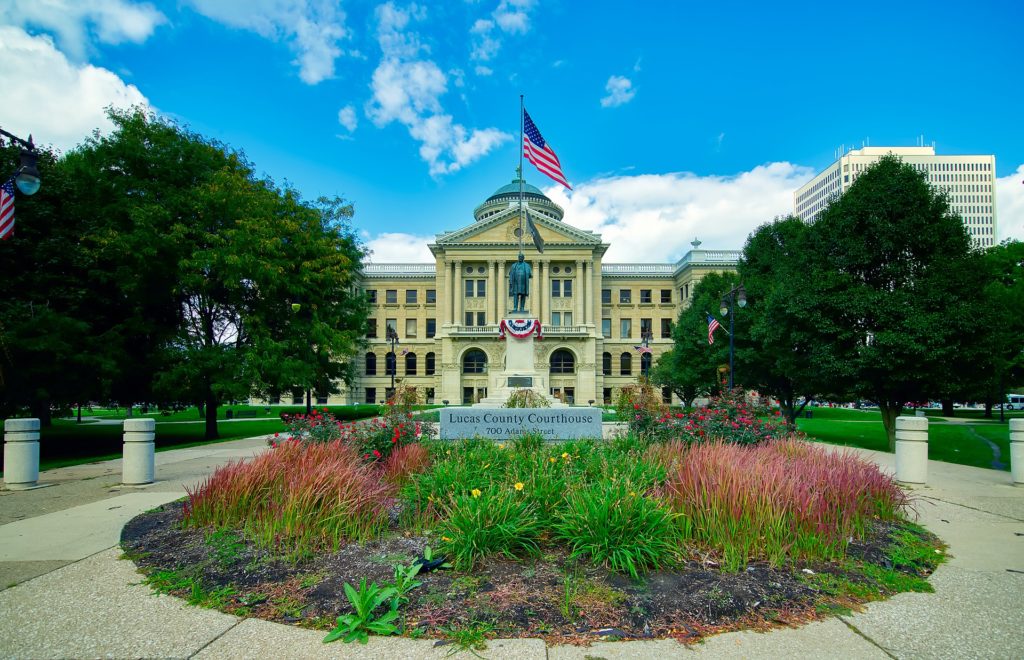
[1,439,1022,659]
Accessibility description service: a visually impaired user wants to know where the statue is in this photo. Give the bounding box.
[507,252,532,313]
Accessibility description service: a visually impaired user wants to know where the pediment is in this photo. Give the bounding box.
[434,205,602,247]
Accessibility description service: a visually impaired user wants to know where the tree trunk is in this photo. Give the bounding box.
[204,393,219,440]
[306,388,312,415]
[983,400,994,419]
[941,399,954,417]
[77,403,82,424]
[878,401,901,452]
[30,398,52,427]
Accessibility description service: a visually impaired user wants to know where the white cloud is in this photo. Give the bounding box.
[0,0,167,59]
[365,232,434,262]
[0,27,149,152]
[366,2,511,176]
[185,0,348,84]
[996,164,1024,242]
[544,162,817,262]
[337,105,358,132]
[600,75,635,108]
[474,64,493,76]
[469,0,535,69]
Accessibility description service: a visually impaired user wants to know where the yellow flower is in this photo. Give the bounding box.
[498,444,505,449]
[561,452,569,459]
[549,457,557,463]
[514,482,524,491]
[471,488,481,498]
[629,491,636,497]
[483,463,491,469]
[442,536,452,542]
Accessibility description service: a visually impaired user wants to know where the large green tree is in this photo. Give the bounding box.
[974,240,1024,416]
[807,155,988,449]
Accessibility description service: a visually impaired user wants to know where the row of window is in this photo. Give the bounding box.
[367,316,674,338]
[367,289,437,305]
[367,286,681,306]
[601,288,673,304]
[364,348,657,378]
[366,351,436,376]
[602,318,672,339]
[602,351,651,376]
[367,318,437,339]
[363,387,435,405]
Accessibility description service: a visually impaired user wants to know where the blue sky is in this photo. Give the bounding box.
[2,0,1022,262]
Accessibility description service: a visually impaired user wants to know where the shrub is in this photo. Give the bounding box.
[184,440,391,559]
[615,382,666,437]
[505,388,551,408]
[650,389,790,446]
[655,438,910,570]
[435,487,541,570]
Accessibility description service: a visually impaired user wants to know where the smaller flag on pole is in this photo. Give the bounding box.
[633,345,652,354]
[524,208,545,253]
[707,314,722,345]
[523,109,571,190]
[0,180,15,241]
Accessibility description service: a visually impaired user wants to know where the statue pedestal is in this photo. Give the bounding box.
[475,319,566,408]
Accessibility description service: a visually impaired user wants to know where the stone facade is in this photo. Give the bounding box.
[333,179,739,406]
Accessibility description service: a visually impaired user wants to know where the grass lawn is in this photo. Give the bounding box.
[796,407,1011,471]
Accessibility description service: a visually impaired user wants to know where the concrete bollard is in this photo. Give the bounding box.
[895,415,928,485]
[1011,419,1024,487]
[3,418,40,490]
[123,418,156,485]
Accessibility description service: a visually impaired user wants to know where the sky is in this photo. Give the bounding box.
[2,0,1023,264]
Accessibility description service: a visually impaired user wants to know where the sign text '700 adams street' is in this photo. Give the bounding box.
[439,408,602,440]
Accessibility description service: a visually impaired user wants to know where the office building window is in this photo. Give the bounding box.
[365,352,377,376]
[661,318,672,338]
[386,318,397,335]
[465,279,474,297]
[550,349,575,374]
[366,289,377,303]
[366,319,377,338]
[405,352,417,375]
[640,318,653,338]
[603,387,612,405]
[620,352,632,375]
[602,289,611,304]
[426,289,436,304]
[386,289,397,304]
[661,289,672,303]
[426,318,436,338]
[425,387,435,404]
[425,352,435,375]
[477,280,486,297]
[602,352,612,375]
[365,387,376,404]
[385,352,396,376]
[463,349,487,373]
[620,289,631,303]
[563,279,573,297]
[477,311,485,326]
[602,318,612,337]
[406,289,417,304]
[640,289,652,303]
[620,318,632,338]
[552,280,561,297]
[405,318,417,337]
[465,312,474,326]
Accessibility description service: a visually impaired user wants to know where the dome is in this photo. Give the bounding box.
[473,176,565,222]
[485,178,549,202]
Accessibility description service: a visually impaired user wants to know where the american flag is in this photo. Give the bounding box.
[0,180,14,241]
[707,314,722,345]
[523,110,571,190]
[633,345,652,354]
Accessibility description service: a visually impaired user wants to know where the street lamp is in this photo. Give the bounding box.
[719,284,747,389]
[385,325,399,397]
[0,128,42,196]
[640,327,653,380]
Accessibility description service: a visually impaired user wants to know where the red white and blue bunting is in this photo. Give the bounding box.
[498,318,542,340]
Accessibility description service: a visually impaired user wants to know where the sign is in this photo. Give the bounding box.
[508,376,533,387]
[440,408,602,440]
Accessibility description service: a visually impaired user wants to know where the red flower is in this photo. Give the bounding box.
[373,449,381,458]
[274,432,280,438]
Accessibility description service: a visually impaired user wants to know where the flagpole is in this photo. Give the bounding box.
[518,94,525,255]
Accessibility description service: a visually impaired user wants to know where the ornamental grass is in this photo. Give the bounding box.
[183,440,392,560]
[652,438,910,571]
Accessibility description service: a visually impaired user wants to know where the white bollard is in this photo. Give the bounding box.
[3,418,40,490]
[895,415,928,485]
[1011,419,1024,487]
[123,418,155,485]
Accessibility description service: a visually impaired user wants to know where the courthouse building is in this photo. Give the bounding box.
[341,178,740,406]
[794,146,997,247]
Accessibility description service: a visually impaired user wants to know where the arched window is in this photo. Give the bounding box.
[405,352,417,375]
[620,352,632,376]
[550,349,575,374]
[602,352,612,376]
[640,352,652,374]
[385,351,396,376]
[425,352,436,375]
[365,352,377,376]
[463,349,487,374]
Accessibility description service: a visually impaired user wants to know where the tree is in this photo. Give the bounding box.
[651,271,739,406]
[807,155,988,449]
[737,216,823,427]
[974,240,1024,417]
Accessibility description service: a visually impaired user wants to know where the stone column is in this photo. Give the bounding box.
[497,260,506,320]
[1011,418,1024,486]
[442,259,451,325]
[585,260,595,325]
[540,259,549,321]
[488,260,497,324]
[454,260,463,325]
[123,418,156,485]
[895,416,928,485]
[3,418,40,490]
[575,259,584,325]
[529,259,539,318]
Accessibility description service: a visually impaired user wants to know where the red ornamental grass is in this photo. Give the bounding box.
[183,440,391,558]
[653,438,909,569]
[380,443,431,486]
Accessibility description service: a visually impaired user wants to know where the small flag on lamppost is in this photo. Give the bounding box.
[0,180,15,241]
[707,314,722,345]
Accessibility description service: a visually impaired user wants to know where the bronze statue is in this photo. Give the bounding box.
[507,252,532,313]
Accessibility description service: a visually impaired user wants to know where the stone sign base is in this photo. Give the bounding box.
[440,407,602,440]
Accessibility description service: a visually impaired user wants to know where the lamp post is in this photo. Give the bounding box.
[719,284,747,389]
[386,325,399,397]
[0,128,42,196]
[640,328,653,381]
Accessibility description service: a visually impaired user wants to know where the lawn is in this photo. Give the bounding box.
[796,407,1011,471]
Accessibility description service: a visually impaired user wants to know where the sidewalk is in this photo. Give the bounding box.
[1,438,1021,659]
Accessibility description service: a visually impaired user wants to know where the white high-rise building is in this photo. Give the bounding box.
[793,146,997,247]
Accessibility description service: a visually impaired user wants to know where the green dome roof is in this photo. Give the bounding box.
[486,178,548,201]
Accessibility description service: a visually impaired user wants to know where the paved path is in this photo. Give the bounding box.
[1,438,1022,659]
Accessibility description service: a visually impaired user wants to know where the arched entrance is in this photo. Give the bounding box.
[461,348,488,404]
[549,348,577,404]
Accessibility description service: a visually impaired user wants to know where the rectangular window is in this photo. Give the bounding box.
[563,312,572,326]
[563,279,573,297]
[661,318,672,338]
[602,289,611,305]
[405,318,417,338]
[465,279,474,297]
[620,318,632,338]
[620,289,632,304]
[406,289,417,304]
[425,387,435,404]
[425,353,435,375]
[366,289,377,303]
[385,318,398,335]
[551,312,561,326]
[365,388,376,405]
[366,319,377,338]
[386,289,398,304]
[477,311,485,327]
[426,289,436,304]
[426,318,436,338]
[640,318,653,338]
[603,387,612,406]
[465,312,474,326]
[640,289,652,303]
[602,318,612,338]
[661,289,672,303]
[477,280,486,297]
[551,280,561,297]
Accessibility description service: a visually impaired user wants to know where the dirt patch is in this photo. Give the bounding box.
[121,502,939,644]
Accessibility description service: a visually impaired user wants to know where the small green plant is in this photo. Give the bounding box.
[436,488,541,570]
[205,529,246,568]
[323,579,399,644]
[390,560,423,609]
[442,621,493,655]
[271,595,305,618]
